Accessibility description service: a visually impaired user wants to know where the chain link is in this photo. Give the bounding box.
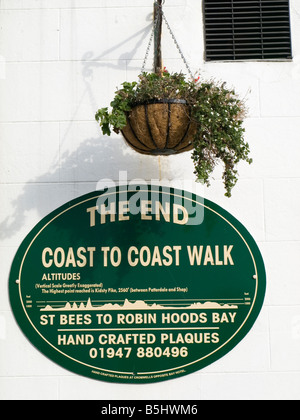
[141,1,194,79]
[141,7,160,73]
[161,9,194,79]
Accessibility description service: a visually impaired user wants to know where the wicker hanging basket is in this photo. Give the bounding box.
[121,99,197,156]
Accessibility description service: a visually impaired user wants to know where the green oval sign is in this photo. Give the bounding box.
[9,185,266,383]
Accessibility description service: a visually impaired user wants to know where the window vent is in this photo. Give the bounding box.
[204,0,292,61]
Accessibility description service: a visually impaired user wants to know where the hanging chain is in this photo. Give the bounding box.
[141,7,160,74]
[141,1,194,79]
[161,8,194,79]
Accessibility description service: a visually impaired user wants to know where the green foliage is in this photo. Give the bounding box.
[95,70,252,197]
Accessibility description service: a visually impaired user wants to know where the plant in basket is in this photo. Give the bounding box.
[95,69,251,197]
[95,1,252,197]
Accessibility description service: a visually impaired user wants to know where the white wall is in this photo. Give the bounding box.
[1,0,300,400]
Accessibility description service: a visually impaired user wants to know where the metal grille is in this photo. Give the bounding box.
[204,0,292,61]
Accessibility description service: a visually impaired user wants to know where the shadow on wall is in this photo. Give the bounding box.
[0,134,158,241]
[80,9,153,80]
[0,12,159,241]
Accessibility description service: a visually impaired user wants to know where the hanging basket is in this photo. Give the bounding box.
[121,99,197,156]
